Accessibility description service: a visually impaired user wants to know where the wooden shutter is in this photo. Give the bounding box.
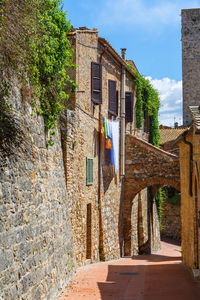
[108,80,117,116]
[86,157,93,185]
[116,90,119,116]
[125,92,133,122]
[91,62,102,104]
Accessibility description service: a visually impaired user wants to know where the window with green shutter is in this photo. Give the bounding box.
[86,157,93,185]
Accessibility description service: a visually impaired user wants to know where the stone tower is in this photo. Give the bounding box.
[182,9,200,126]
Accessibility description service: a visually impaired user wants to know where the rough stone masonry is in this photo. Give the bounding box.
[182,9,200,126]
[0,74,76,300]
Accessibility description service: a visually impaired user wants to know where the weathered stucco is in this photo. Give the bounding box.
[178,128,200,270]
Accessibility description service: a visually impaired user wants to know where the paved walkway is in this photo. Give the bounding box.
[57,239,200,300]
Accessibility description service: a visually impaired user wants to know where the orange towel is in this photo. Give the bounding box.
[105,138,112,149]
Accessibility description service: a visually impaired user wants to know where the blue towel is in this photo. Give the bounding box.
[110,138,114,165]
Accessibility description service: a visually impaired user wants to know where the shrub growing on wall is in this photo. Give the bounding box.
[0,0,75,145]
[127,64,160,147]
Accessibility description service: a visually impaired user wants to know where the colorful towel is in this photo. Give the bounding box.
[103,116,108,139]
[111,121,119,173]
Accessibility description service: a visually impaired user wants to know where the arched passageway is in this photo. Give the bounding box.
[123,135,180,256]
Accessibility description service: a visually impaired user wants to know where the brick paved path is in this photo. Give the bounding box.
[57,239,200,300]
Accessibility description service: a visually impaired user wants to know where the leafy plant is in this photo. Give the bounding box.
[0,0,76,146]
[155,188,165,227]
[127,64,160,147]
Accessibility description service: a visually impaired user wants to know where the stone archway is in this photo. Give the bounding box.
[123,135,180,256]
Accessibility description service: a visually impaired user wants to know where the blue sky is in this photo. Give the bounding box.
[63,0,200,126]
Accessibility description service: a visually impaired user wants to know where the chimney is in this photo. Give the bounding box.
[121,48,126,60]
[174,122,178,128]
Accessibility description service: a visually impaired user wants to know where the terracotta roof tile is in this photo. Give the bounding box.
[189,106,200,130]
[159,128,188,144]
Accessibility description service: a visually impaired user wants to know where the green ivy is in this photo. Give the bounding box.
[1,0,76,146]
[127,64,160,147]
[155,188,165,229]
[29,0,76,145]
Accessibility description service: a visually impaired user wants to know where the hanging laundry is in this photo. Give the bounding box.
[107,119,112,139]
[103,116,108,138]
[101,115,105,148]
[110,138,115,165]
[111,120,119,173]
[105,138,112,149]
[103,116,119,170]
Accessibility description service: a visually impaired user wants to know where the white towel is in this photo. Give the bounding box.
[107,119,112,139]
[111,121,119,173]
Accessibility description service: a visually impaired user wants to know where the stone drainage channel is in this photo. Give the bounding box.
[57,239,200,300]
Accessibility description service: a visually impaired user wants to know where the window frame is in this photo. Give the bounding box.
[125,91,134,123]
[86,157,93,185]
[91,62,102,105]
[108,79,117,116]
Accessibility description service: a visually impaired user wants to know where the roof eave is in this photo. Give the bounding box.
[98,37,136,79]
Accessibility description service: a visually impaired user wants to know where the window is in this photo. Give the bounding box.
[86,157,93,185]
[91,62,102,104]
[116,90,119,116]
[125,92,133,122]
[108,80,117,116]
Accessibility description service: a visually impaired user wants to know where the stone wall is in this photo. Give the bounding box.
[161,203,181,241]
[123,134,180,255]
[0,76,75,300]
[125,134,180,192]
[65,29,140,264]
[182,9,200,126]
[138,189,148,254]
[0,27,170,299]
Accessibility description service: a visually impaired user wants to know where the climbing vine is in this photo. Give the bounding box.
[0,0,76,146]
[127,64,160,147]
[155,189,165,230]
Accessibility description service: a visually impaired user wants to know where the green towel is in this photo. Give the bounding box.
[103,116,108,139]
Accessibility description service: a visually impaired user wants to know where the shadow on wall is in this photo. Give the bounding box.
[102,146,115,193]
[0,102,29,164]
[118,177,124,257]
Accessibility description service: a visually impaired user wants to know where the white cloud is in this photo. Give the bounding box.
[96,0,200,30]
[146,76,182,127]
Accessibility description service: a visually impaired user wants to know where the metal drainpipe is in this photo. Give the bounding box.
[98,47,106,198]
[97,49,106,261]
[183,131,193,197]
[120,48,126,178]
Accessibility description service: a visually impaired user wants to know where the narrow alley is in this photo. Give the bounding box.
[58,239,200,300]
